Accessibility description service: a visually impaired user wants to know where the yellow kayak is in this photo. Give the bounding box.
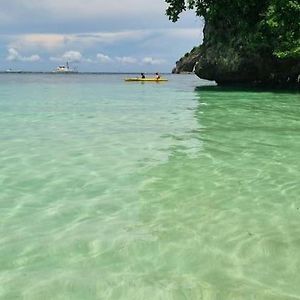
[124,78,168,82]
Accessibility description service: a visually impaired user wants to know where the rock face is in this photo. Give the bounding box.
[174,22,300,87]
[172,46,201,74]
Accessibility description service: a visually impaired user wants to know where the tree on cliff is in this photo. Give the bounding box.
[166,0,300,84]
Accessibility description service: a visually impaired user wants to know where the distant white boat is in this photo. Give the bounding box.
[53,62,78,73]
[5,69,22,73]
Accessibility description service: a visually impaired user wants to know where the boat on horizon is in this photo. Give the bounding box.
[53,62,78,73]
[4,69,23,73]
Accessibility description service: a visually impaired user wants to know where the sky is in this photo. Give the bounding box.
[0,1,203,72]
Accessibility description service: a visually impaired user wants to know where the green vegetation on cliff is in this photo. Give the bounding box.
[166,0,300,85]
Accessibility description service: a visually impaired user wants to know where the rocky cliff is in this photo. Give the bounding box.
[171,1,300,87]
[172,46,202,74]
[196,24,299,86]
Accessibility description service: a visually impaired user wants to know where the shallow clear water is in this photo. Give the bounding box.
[0,74,299,299]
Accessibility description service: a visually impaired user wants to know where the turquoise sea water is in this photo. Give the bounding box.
[0,74,299,299]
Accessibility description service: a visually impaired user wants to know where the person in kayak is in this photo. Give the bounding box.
[155,72,161,80]
[141,73,145,79]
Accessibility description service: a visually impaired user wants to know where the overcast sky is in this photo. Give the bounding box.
[0,1,203,72]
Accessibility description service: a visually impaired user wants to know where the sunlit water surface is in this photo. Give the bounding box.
[0,74,299,299]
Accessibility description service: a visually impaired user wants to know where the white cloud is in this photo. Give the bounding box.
[6,48,40,62]
[50,50,82,63]
[5,28,202,54]
[96,53,113,63]
[6,48,20,61]
[50,50,95,63]
[7,31,149,52]
[0,1,203,73]
[73,31,147,45]
[84,58,94,63]
[142,57,166,65]
[62,51,82,62]
[116,56,138,64]
[8,34,67,51]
